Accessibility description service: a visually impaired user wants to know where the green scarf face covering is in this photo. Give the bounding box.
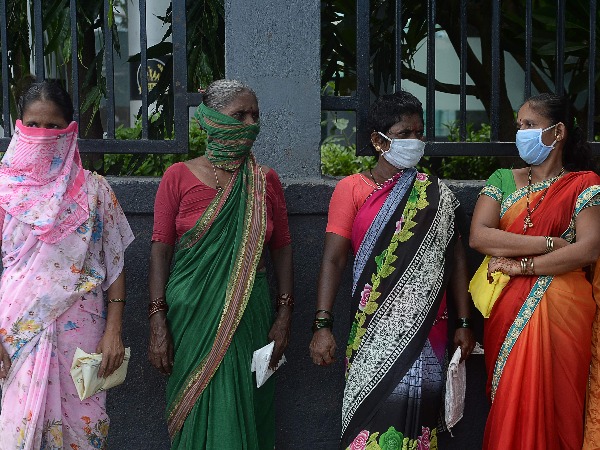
[194,103,260,171]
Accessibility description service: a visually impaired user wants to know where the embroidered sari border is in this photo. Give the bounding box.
[166,157,267,438]
[491,275,553,401]
[352,169,417,295]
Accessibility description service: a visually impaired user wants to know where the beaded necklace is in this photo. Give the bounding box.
[522,166,564,234]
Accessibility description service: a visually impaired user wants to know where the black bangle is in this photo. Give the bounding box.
[312,317,334,333]
[456,317,472,329]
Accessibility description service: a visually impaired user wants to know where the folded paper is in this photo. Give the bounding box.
[70,347,131,400]
[251,341,285,388]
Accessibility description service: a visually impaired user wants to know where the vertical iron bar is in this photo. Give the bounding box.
[33,0,44,80]
[0,0,10,136]
[459,0,467,141]
[426,0,436,139]
[588,0,597,141]
[70,0,80,124]
[524,0,532,99]
[395,0,402,90]
[490,0,500,141]
[356,0,370,152]
[103,0,115,138]
[140,0,149,139]
[555,0,566,95]
[172,0,188,151]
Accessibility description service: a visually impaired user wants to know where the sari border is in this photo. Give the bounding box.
[166,156,267,438]
[352,169,417,295]
[490,275,554,401]
[500,177,557,218]
[176,168,238,250]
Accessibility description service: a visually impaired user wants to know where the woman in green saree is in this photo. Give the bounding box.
[147,80,294,449]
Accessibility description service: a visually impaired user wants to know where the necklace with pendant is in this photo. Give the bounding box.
[522,166,565,233]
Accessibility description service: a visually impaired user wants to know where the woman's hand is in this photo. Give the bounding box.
[488,256,520,280]
[148,311,174,375]
[268,307,291,370]
[453,328,475,362]
[309,328,337,366]
[96,329,125,378]
[0,342,11,379]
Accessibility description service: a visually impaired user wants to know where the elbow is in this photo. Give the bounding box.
[469,231,485,254]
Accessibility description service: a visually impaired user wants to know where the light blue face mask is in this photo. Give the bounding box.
[515,124,558,165]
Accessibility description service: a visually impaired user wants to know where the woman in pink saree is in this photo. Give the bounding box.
[0,81,134,449]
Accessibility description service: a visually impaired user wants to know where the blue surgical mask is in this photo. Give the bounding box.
[378,132,425,169]
[515,124,558,165]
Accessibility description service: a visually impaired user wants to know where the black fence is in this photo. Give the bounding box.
[1,0,599,157]
[321,0,600,157]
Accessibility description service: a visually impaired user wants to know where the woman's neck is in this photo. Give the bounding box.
[530,151,565,183]
[372,158,404,184]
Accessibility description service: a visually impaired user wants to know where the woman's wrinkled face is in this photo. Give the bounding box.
[21,100,69,130]
[219,91,259,125]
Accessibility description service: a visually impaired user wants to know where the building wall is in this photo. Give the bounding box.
[105,176,489,450]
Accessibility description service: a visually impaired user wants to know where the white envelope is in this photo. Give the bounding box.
[70,347,131,400]
[251,341,286,388]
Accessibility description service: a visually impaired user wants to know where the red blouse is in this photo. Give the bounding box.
[152,162,291,250]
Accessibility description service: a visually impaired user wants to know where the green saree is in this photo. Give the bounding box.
[165,104,273,449]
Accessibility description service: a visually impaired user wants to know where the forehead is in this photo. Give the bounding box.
[517,102,549,123]
[389,113,424,130]
[223,91,258,110]
[22,100,65,120]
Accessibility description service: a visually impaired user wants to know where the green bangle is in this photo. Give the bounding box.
[456,317,472,329]
[315,309,334,319]
[108,298,126,304]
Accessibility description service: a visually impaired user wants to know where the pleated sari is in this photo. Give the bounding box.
[480,169,600,450]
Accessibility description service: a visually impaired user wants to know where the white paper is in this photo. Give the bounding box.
[251,341,286,388]
[445,347,466,431]
[444,342,484,433]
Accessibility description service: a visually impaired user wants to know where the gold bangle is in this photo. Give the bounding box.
[108,298,126,304]
[544,236,554,254]
[148,297,168,318]
[276,293,295,310]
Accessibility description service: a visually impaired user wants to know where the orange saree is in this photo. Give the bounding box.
[480,170,600,450]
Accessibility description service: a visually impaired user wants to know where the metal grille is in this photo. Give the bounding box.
[321,0,600,157]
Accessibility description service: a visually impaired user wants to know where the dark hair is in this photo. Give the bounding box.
[17,80,74,123]
[525,93,597,173]
[202,79,257,111]
[365,90,424,153]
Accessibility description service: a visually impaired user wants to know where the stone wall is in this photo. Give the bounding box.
[106,176,489,450]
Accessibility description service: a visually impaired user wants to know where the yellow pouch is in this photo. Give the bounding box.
[468,255,510,318]
[70,347,131,400]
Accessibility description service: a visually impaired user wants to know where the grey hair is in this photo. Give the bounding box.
[203,79,257,111]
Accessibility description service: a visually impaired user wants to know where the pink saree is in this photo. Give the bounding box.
[0,123,134,449]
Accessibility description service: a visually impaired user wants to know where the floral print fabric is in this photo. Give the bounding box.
[0,172,134,450]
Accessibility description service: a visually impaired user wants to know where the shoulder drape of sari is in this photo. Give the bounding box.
[165,155,267,439]
[483,171,600,450]
[341,172,459,447]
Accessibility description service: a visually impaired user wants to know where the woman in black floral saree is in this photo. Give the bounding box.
[309,91,475,449]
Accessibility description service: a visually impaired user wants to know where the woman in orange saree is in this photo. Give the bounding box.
[470,93,600,450]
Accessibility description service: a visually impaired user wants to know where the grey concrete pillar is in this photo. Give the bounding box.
[224,0,321,179]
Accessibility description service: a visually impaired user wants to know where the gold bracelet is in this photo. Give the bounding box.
[108,298,126,304]
[148,296,168,318]
[544,236,554,254]
[276,293,295,310]
[520,258,527,275]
